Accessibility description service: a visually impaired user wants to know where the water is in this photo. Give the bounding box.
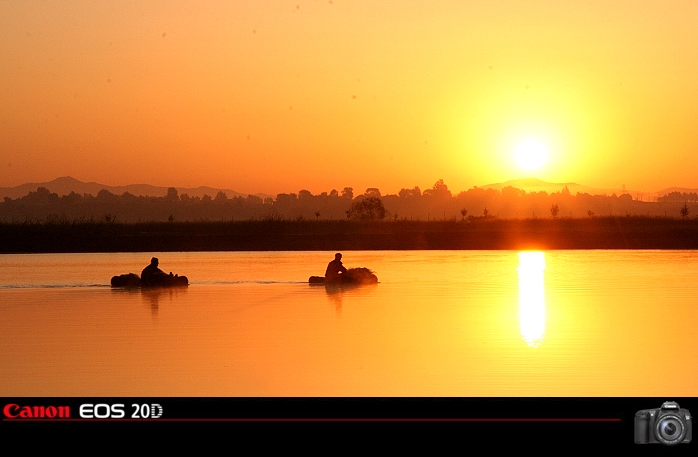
[1,250,697,396]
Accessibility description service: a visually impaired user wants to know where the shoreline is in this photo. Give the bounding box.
[3,217,698,253]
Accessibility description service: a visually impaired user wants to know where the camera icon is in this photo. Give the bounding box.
[634,401,692,445]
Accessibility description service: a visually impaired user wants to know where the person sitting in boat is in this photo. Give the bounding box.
[141,257,170,286]
[325,253,348,282]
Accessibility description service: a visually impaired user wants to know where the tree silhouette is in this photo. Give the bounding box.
[399,186,421,198]
[550,204,560,218]
[346,197,386,220]
[166,187,179,201]
[681,202,689,219]
[364,188,381,198]
[460,208,468,221]
[423,179,451,198]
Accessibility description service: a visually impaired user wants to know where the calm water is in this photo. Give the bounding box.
[1,250,697,396]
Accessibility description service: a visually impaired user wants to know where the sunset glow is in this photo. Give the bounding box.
[514,140,549,171]
[1,2,698,195]
[517,252,546,347]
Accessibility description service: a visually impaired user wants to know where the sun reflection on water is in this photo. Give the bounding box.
[518,252,546,347]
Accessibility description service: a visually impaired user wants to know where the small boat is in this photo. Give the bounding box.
[308,267,378,286]
[111,272,189,288]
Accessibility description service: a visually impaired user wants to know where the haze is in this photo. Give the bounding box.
[2,1,697,195]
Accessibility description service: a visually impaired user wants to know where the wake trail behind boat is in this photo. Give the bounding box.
[0,283,109,290]
[193,280,309,285]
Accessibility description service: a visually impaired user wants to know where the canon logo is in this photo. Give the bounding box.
[3,404,71,419]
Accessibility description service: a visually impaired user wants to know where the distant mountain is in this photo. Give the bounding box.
[480,178,654,199]
[0,176,273,200]
[656,187,698,197]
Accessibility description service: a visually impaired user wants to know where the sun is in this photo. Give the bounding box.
[514,140,548,171]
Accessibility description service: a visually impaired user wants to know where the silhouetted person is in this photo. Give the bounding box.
[141,257,169,286]
[325,253,347,282]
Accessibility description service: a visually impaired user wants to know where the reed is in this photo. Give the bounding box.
[1,217,698,253]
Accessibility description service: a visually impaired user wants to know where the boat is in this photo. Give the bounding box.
[111,272,189,288]
[308,267,378,286]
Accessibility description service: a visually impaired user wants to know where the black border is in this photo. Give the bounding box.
[2,397,695,449]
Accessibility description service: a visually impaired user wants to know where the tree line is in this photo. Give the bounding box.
[0,180,694,223]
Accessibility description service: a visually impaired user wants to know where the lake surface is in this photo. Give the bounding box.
[1,250,697,397]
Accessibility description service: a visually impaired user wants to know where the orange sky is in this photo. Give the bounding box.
[1,1,697,195]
